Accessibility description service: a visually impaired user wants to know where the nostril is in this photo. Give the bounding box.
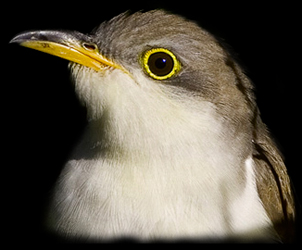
[82,42,97,51]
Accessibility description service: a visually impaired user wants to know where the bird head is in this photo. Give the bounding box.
[10,10,256,160]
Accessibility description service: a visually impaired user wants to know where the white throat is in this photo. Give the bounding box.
[49,65,274,241]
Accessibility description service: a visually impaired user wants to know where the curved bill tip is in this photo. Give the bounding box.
[10,31,42,44]
[9,30,123,72]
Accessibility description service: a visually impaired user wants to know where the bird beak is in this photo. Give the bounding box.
[10,30,121,71]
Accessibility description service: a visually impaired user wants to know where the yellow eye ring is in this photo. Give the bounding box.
[142,48,181,80]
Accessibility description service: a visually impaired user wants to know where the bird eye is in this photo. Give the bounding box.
[142,48,181,80]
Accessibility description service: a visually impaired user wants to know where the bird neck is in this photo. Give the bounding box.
[74,98,249,173]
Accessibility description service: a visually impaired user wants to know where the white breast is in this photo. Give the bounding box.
[48,109,275,242]
[48,68,276,241]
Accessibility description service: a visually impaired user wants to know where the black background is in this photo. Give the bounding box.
[4,1,301,243]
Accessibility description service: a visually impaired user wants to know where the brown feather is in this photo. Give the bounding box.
[252,109,295,242]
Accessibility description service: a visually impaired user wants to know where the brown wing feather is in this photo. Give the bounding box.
[252,111,295,242]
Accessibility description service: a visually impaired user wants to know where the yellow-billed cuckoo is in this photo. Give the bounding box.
[10,10,295,242]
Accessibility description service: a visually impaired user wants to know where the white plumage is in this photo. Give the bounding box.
[11,10,295,242]
[48,65,275,241]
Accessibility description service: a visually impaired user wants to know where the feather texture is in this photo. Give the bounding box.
[23,10,294,242]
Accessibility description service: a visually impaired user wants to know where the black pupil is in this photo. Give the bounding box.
[155,58,167,69]
[148,52,174,76]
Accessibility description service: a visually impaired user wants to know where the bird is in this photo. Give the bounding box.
[10,10,295,242]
